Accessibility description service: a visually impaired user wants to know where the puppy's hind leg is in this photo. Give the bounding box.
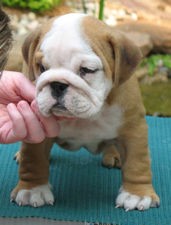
[13,150,21,164]
[102,144,121,169]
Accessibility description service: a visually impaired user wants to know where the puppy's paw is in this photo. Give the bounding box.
[102,152,121,168]
[13,151,21,163]
[11,184,54,207]
[115,187,160,211]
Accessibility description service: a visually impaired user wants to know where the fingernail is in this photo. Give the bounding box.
[17,101,29,109]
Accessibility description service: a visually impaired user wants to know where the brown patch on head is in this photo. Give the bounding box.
[82,16,142,86]
[35,51,43,65]
[22,28,41,80]
[22,18,55,81]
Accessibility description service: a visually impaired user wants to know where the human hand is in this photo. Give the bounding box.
[0,71,60,143]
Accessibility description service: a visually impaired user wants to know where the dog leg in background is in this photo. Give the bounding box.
[11,139,54,207]
[116,118,159,211]
[102,145,121,168]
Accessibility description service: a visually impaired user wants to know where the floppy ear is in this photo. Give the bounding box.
[22,29,41,81]
[108,31,142,86]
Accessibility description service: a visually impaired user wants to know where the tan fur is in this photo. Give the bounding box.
[11,138,53,199]
[22,19,55,80]
[13,15,159,205]
[82,17,142,86]
[102,145,121,168]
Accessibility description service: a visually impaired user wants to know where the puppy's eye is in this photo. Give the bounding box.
[79,67,98,76]
[39,64,46,73]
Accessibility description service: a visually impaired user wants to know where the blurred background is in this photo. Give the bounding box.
[2,0,171,117]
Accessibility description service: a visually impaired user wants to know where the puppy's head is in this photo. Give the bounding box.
[22,13,142,119]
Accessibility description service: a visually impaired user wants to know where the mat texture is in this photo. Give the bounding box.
[0,116,170,225]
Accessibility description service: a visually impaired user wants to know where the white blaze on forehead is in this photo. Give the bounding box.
[40,13,95,67]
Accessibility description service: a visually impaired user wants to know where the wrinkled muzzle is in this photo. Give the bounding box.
[36,69,104,118]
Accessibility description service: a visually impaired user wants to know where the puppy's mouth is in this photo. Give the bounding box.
[51,103,76,120]
[53,114,76,121]
[51,108,77,121]
[52,102,67,111]
[51,102,74,119]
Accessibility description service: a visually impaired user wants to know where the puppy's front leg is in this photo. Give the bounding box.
[11,139,54,207]
[116,118,159,211]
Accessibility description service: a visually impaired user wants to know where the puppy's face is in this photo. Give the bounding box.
[22,13,142,119]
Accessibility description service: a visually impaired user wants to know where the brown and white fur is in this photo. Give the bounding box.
[11,13,159,211]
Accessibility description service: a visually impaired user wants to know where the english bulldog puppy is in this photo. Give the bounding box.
[11,13,159,211]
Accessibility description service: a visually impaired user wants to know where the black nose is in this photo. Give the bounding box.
[50,81,68,98]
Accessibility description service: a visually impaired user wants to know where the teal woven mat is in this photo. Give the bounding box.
[0,116,170,225]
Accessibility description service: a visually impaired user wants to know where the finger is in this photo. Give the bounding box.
[7,103,27,141]
[14,72,36,102]
[2,71,36,103]
[17,101,45,143]
[31,100,60,138]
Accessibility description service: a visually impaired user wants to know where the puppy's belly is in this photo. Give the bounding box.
[57,123,120,154]
[56,137,103,153]
[56,104,123,153]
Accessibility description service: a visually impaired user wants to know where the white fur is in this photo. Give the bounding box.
[13,184,54,207]
[116,187,154,211]
[40,13,92,69]
[36,68,109,117]
[58,104,123,153]
[37,85,56,116]
[36,13,112,119]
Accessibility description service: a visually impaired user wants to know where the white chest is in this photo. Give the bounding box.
[57,104,123,153]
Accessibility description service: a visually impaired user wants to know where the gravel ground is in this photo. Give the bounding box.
[7,0,138,36]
